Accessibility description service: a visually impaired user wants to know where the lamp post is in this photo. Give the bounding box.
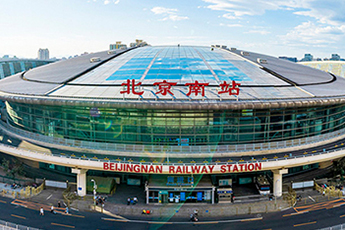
[91,179,97,206]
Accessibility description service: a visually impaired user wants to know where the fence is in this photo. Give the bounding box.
[0,175,35,187]
[315,180,343,198]
[0,181,45,199]
[0,219,40,230]
[319,223,345,230]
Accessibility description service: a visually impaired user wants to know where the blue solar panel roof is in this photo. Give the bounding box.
[75,46,253,85]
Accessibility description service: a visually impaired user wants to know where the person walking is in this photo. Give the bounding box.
[39,207,44,216]
[51,206,55,214]
[127,197,131,205]
[57,201,61,208]
[133,196,138,205]
[65,207,69,214]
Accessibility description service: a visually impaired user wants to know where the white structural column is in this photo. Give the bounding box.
[272,169,288,197]
[71,168,88,196]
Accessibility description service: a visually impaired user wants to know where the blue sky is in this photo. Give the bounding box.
[1,0,345,59]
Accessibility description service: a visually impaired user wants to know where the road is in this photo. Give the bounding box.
[1,196,345,229]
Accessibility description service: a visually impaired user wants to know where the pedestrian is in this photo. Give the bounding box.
[127,197,131,205]
[65,207,69,214]
[51,206,56,214]
[193,209,198,216]
[39,207,44,216]
[133,196,138,205]
[57,201,61,208]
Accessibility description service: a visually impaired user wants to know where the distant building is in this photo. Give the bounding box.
[130,39,148,48]
[299,60,345,78]
[278,56,297,62]
[38,48,49,60]
[300,53,313,62]
[0,58,54,79]
[109,41,127,50]
[330,54,341,61]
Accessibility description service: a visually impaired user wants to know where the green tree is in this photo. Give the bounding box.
[332,158,345,181]
[1,158,25,179]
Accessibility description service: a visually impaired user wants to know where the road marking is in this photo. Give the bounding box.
[240,217,263,222]
[102,218,128,222]
[51,223,75,228]
[293,221,317,227]
[148,222,173,224]
[0,200,6,203]
[46,194,52,200]
[11,214,26,219]
[340,214,345,218]
[283,211,309,217]
[102,217,262,224]
[194,221,219,224]
[61,213,85,218]
[308,196,315,202]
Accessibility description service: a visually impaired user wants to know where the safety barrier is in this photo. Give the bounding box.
[1,181,44,199]
[0,219,40,230]
[2,119,345,155]
[315,181,343,198]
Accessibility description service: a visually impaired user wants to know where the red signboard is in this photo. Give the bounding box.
[103,162,262,174]
[120,80,241,97]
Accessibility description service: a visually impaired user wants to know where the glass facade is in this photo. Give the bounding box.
[0,59,53,79]
[6,101,345,146]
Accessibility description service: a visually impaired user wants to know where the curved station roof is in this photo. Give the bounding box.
[0,46,344,110]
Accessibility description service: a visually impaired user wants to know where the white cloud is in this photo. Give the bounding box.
[151,7,177,15]
[244,30,271,35]
[151,6,189,21]
[202,0,345,26]
[280,21,345,46]
[97,0,120,4]
[219,23,242,27]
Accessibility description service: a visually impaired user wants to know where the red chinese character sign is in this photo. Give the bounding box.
[119,79,241,97]
[120,79,144,95]
[218,80,241,95]
[185,81,209,97]
[153,80,177,96]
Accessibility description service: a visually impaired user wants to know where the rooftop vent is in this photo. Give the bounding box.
[241,51,249,56]
[221,45,227,49]
[230,47,237,51]
[257,58,268,64]
[90,57,101,63]
[215,45,221,48]
[211,45,215,47]
[120,46,127,50]
[107,50,117,55]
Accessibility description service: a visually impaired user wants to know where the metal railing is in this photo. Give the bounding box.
[0,127,345,167]
[0,220,40,230]
[319,223,345,230]
[1,120,345,155]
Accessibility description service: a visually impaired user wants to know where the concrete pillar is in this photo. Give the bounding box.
[71,168,88,197]
[272,169,288,197]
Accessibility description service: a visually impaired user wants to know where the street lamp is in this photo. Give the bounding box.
[91,179,97,206]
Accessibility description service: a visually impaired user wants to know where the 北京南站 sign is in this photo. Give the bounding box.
[103,162,262,174]
[120,80,241,97]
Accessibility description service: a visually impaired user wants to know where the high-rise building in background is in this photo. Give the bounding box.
[330,54,341,61]
[38,48,49,60]
[278,56,297,62]
[109,41,127,50]
[300,53,313,62]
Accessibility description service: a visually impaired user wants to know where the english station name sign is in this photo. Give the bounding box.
[103,162,262,174]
